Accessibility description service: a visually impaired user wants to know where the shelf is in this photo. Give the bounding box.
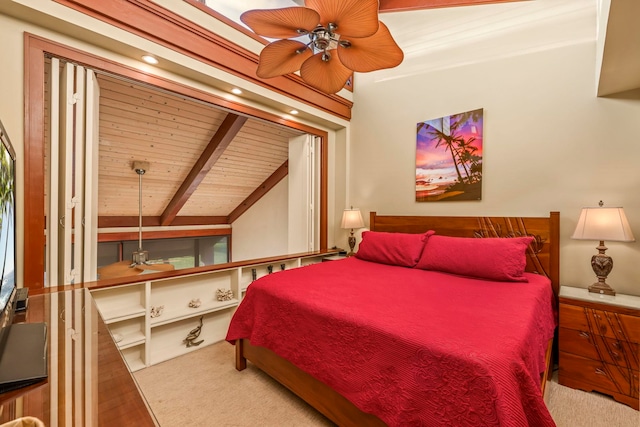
[91,251,339,371]
[100,306,146,324]
[120,345,146,372]
[150,299,238,328]
[125,357,146,372]
[149,311,232,365]
[116,331,146,349]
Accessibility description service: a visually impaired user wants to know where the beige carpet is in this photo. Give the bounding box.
[135,342,639,427]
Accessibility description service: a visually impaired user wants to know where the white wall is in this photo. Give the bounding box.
[350,4,640,295]
[231,179,288,261]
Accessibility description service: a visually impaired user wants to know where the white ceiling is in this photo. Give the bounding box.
[204,0,639,97]
[363,0,598,85]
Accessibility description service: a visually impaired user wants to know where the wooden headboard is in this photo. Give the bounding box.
[370,212,560,299]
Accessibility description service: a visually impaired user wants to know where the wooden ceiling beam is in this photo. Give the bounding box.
[227,160,289,224]
[160,113,248,226]
[379,0,525,12]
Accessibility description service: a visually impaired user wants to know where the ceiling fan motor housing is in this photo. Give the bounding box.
[132,249,149,265]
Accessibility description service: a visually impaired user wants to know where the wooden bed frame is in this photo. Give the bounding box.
[235,212,560,427]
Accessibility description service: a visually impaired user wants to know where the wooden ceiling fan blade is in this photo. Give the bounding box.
[306,0,379,38]
[134,263,175,273]
[240,7,320,39]
[300,52,353,94]
[97,260,143,280]
[338,22,404,72]
[257,40,313,78]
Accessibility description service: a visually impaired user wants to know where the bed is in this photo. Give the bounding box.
[227,212,560,426]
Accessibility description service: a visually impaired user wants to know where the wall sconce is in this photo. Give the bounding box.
[341,207,364,257]
[571,201,635,295]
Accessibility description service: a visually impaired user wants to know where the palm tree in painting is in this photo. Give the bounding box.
[0,149,13,224]
[427,126,466,184]
[455,136,482,183]
[417,109,482,187]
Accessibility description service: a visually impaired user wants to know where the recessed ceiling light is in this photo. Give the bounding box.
[289,109,299,115]
[142,55,158,65]
[231,88,242,95]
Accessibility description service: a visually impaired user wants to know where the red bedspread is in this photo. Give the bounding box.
[226,257,557,426]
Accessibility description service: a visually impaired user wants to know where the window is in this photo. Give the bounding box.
[97,235,229,269]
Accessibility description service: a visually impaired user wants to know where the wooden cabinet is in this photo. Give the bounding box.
[91,252,333,371]
[558,286,640,410]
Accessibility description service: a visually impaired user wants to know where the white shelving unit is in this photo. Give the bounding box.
[91,252,333,372]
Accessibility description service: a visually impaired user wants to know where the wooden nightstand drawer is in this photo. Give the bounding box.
[559,303,640,343]
[559,351,639,410]
[559,352,639,403]
[559,327,639,370]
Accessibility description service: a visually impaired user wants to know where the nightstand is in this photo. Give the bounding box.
[558,286,639,410]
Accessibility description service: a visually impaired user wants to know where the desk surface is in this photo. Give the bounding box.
[0,289,157,426]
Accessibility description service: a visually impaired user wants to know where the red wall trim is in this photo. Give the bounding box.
[98,216,229,228]
[53,0,353,120]
[97,228,230,243]
[23,34,46,290]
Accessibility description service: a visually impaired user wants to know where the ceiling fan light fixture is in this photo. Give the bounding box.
[242,0,402,94]
[132,161,150,266]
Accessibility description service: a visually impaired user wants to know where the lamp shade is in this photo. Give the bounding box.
[571,206,635,242]
[341,208,364,229]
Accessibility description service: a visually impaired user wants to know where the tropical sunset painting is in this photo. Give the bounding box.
[416,108,483,202]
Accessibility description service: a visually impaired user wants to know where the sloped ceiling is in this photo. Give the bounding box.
[96,73,302,227]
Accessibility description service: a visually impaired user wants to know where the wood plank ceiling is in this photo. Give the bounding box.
[96,74,303,227]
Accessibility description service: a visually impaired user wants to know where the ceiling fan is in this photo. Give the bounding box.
[240,0,403,94]
[97,161,175,280]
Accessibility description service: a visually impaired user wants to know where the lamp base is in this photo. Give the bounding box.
[588,243,615,295]
[346,232,356,257]
[588,281,616,296]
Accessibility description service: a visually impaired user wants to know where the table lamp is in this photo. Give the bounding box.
[341,207,364,256]
[571,201,635,295]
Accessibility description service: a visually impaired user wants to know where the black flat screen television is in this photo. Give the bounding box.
[0,118,17,346]
[0,119,47,394]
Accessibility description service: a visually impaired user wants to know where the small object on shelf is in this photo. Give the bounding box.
[184,316,204,347]
[188,298,201,308]
[267,265,273,274]
[251,268,257,281]
[216,288,234,301]
[150,305,164,318]
[112,333,124,343]
[15,287,29,312]
[280,264,286,271]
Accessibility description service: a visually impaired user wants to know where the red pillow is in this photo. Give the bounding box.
[415,235,533,282]
[356,230,435,267]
